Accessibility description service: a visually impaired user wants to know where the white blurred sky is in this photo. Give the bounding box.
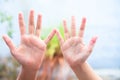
[18,0,120,27]
[1,0,119,27]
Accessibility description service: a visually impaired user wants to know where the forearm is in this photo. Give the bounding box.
[17,66,38,80]
[71,62,102,80]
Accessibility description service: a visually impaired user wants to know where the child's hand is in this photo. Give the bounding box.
[3,10,56,71]
[56,16,97,67]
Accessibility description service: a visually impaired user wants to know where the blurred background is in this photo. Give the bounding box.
[0,0,120,80]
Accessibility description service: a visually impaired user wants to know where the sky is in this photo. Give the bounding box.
[17,0,120,27]
[0,0,120,68]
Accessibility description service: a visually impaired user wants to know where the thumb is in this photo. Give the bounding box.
[2,35,16,55]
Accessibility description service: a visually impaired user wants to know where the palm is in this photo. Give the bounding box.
[14,35,46,69]
[62,37,81,59]
[56,16,97,67]
[62,37,87,66]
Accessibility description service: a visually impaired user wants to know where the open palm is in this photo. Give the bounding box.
[3,10,56,70]
[56,16,97,67]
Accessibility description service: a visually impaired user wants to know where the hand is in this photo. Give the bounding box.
[56,16,97,67]
[3,10,56,71]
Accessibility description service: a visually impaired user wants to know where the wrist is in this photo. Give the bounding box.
[21,63,41,71]
[70,61,87,70]
[21,66,39,73]
[17,66,38,80]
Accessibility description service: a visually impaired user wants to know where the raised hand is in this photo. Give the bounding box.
[56,16,97,67]
[3,10,56,80]
[56,16,102,80]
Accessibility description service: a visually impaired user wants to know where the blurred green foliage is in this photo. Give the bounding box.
[42,24,64,58]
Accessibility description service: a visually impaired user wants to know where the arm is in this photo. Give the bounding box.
[3,10,56,80]
[56,16,102,80]
[71,62,102,80]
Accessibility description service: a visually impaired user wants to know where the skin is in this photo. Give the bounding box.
[3,10,56,80]
[56,16,102,80]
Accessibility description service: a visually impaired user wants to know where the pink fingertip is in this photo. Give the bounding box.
[38,13,42,17]
[30,9,34,13]
[82,17,86,23]
[91,36,98,44]
[2,34,7,39]
[18,12,22,18]
[72,16,75,19]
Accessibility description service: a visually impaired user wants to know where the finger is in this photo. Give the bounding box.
[56,29,64,45]
[44,29,56,44]
[35,14,42,37]
[2,35,16,55]
[79,17,86,38]
[63,20,69,40]
[18,12,26,36]
[87,36,97,54]
[29,10,35,34]
[71,16,76,37]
